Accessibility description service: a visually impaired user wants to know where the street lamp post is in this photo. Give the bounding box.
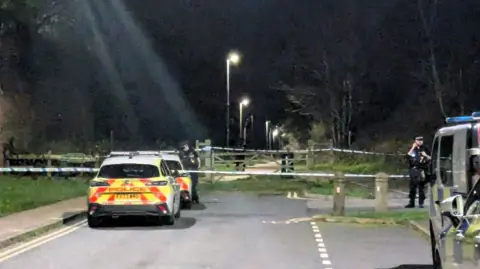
[239,98,249,139]
[265,120,270,149]
[225,51,241,147]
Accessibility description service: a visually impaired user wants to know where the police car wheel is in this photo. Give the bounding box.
[87,215,101,228]
[174,207,181,219]
[182,201,192,209]
[163,214,175,226]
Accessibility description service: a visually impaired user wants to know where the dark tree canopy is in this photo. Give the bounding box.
[1,0,479,152]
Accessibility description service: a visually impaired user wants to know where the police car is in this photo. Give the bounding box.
[161,153,193,209]
[429,112,480,269]
[87,151,181,227]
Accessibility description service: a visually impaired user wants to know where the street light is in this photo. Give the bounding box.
[272,128,279,137]
[225,51,242,147]
[265,120,270,149]
[239,98,250,139]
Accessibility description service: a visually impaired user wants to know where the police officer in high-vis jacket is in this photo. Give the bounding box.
[179,143,201,203]
[405,136,431,208]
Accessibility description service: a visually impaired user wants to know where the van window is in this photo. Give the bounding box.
[439,135,454,186]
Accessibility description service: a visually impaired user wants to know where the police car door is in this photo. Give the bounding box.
[162,161,180,212]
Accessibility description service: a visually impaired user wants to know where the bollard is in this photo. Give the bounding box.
[375,172,389,212]
[46,150,52,179]
[332,172,346,216]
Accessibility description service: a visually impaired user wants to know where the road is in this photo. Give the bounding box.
[0,192,432,269]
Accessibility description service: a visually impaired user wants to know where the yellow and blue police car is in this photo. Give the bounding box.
[87,151,181,228]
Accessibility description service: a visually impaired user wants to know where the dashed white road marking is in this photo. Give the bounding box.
[310,222,333,268]
[286,191,316,200]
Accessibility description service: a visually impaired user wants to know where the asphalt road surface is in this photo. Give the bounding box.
[315,222,433,269]
[0,192,433,269]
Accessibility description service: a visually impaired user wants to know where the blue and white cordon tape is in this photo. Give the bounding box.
[184,170,408,179]
[0,167,408,178]
[209,146,402,156]
[0,167,99,173]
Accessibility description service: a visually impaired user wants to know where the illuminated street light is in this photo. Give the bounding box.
[272,128,279,137]
[225,50,242,147]
[239,98,250,138]
[240,98,249,106]
[227,51,241,65]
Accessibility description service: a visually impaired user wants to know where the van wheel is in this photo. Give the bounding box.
[430,221,442,269]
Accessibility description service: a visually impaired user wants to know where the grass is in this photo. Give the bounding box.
[198,176,372,198]
[213,164,236,171]
[346,209,428,221]
[0,176,88,217]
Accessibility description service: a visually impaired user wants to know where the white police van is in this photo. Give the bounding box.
[429,112,480,269]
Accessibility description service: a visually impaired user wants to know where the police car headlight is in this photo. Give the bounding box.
[90,181,110,187]
[146,181,168,186]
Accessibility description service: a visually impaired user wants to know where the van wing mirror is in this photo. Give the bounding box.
[440,195,464,227]
[441,195,464,216]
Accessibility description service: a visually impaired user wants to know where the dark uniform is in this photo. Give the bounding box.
[406,137,431,208]
[235,143,247,171]
[179,145,200,203]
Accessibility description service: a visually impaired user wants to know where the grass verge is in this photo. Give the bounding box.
[198,176,372,198]
[0,176,88,217]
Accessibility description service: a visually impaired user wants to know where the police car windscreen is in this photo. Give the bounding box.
[97,164,160,178]
[165,160,182,171]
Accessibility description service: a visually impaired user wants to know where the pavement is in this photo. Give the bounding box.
[0,197,86,246]
[303,191,419,215]
[0,191,433,269]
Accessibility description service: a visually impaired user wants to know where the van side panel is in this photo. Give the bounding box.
[454,128,468,193]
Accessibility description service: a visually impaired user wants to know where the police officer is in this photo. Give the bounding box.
[405,136,431,208]
[235,143,247,171]
[179,143,201,203]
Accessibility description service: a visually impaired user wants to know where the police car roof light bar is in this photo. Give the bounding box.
[471,112,480,118]
[108,151,135,156]
[445,116,476,124]
[135,151,160,155]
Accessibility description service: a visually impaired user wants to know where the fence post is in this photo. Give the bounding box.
[375,172,389,212]
[332,172,346,216]
[46,150,52,179]
[306,147,314,170]
[95,154,100,168]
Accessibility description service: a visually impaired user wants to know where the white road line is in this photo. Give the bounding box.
[310,222,333,268]
[0,220,87,263]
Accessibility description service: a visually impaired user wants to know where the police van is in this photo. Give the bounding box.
[429,112,480,269]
